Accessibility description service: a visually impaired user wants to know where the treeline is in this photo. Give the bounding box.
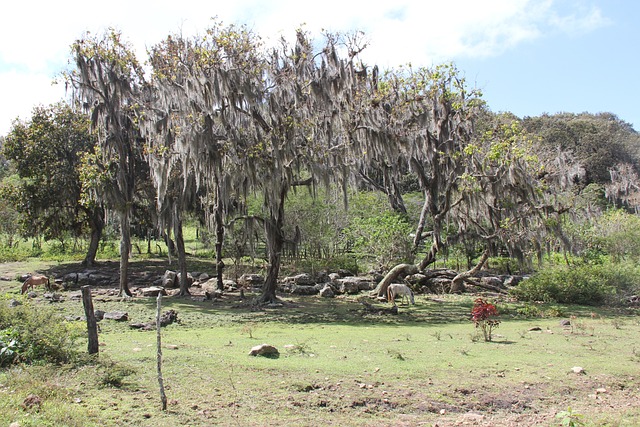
[1,23,639,304]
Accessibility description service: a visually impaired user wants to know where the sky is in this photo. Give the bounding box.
[0,0,638,136]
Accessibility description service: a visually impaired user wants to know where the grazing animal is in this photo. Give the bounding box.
[387,283,415,305]
[21,274,51,294]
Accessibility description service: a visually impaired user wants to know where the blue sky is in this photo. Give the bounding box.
[0,0,637,135]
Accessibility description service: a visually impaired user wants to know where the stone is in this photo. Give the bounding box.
[336,276,373,294]
[571,366,586,374]
[138,286,167,297]
[249,344,280,358]
[288,284,318,295]
[162,270,177,288]
[238,274,264,287]
[283,273,315,286]
[103,311,129,321]
[7,299,21,307]
[319,284,335,298]
[94,310,105,320]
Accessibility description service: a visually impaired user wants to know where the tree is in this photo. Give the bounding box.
[68,29,146,296]
[2,103,104,265]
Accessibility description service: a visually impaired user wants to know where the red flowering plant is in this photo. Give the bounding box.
[471,298,501,342]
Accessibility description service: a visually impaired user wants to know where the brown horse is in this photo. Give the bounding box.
[21,274,51,294]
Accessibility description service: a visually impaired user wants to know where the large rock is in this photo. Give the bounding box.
[138,286,167,297]
[249,344,279,358]
[283,273,315,286]
[480,276,505,289]
[103,311,129,321]
[162,270,177,288]
[288,284,318,295]
[238,274,264,288]
[319,284,335,298]
[336,276,373,294]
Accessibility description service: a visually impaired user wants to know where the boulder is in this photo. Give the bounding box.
[249,344,279,358]
[336,276,373,294]
[103,311,129,321]
[283,273,315,286]
[138,286,167,297]
[480,276,505,289]
[162,270,177,288]
[238,274,264,288]
[319,284,335,298]
[288,284,318,295]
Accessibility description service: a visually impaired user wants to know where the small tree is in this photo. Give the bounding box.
[2,103,104,265]
[471,298,500,342]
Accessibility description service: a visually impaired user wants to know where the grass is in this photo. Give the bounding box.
[1,260,640,426]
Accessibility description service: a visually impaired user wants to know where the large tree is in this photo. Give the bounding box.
[68,29,146,296]
[2,103,104,265]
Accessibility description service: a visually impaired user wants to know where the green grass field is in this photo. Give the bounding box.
[1,259,640,426]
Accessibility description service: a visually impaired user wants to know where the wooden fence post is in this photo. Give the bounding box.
[81,285,99,355]
[156,293,168,410]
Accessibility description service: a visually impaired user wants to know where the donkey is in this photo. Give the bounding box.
[21,274,51,294]
[387,283,415,305]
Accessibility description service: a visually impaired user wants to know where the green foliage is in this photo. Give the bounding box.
[0,296,82,366]
[511,261,640,305]
[590,210,640,262]
[344,210,413,269]
[556,407,585,427]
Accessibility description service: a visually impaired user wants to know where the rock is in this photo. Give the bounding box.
[480,276,504,289]
[560,319,572,327]
[528,327,542,332]
[138,287,167,297]
[65,315,84,321]
[503,275,525,287]
[328,273,341,282]
[103,311,129,321]
[571,366,586,374]
[238,274,264,287]
[43,293,63,302]
[223,279,237,291]
[197,272,210,282]
[319,284,335,298]
[336,276,373,294]
[22,394,42,410]
[94,310,105,320]
[288,284,318,295]
[7,299,21,307]
[283,273,315,286]
[249,344,280,358]
[162,270,177,288]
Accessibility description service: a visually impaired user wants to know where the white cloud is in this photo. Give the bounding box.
[0,0,610,135]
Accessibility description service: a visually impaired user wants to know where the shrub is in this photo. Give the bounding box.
[471,298,500,342]
[0,296,83,366]
[511,262,640,305]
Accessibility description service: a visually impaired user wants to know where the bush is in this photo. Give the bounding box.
[0,296,83,366]
[511,262,640,305]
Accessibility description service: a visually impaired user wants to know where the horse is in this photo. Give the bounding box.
[387,283,415,305]
[21,274,51,294]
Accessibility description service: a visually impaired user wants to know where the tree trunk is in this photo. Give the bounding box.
[82,208,104,267]
[258,187,287,305]
[258,217,283,304]
[214,185,225,291]
[173,209,190,297]
[119,210,133,297]
[371,263,419,299]
[450,248,490,293]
